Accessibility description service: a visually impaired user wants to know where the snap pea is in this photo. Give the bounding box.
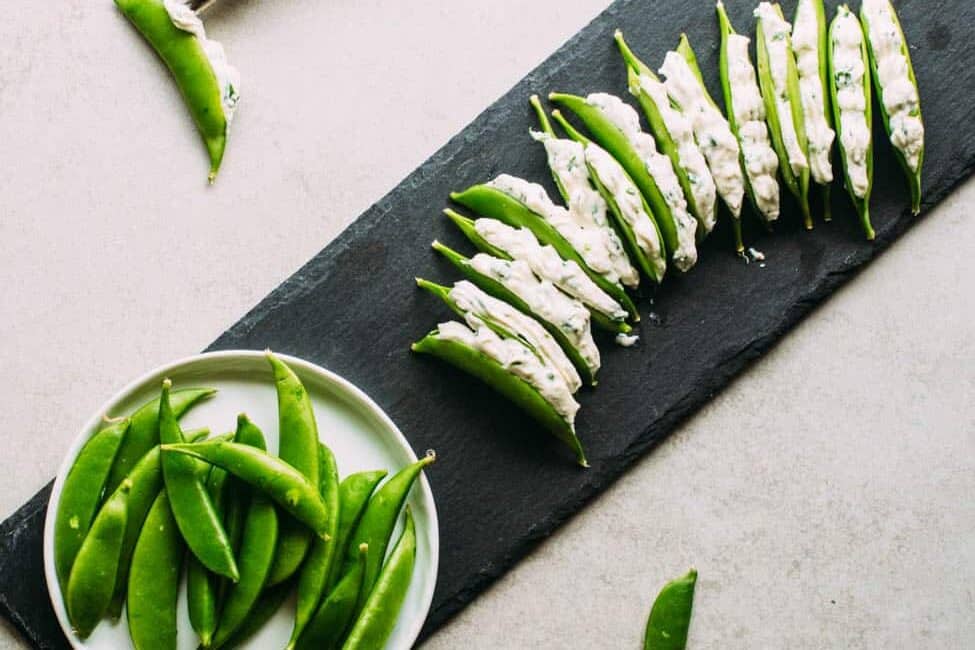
[266,350,321,587]
[161,440,330,535]
[828,5,875,239]
[644,568,698,650]
[159,379,238,580]
[295,543,368,650]
[324,470,387,593]
[442,210,631,335]
[210,417,279,649]
[54,417,129,590]
[614,31,719,238]
[187,464,231,647]
[222,581,293,649]
[412,330,587,466]
[432,240,597,387]
[342,508,417,650]
[288,443,340,649]
[127,491,183,650]
[105,387,215,498]
[64,481,129,639]
[860,0,923,215]
[755,2,814,229]
[114,0,239,182]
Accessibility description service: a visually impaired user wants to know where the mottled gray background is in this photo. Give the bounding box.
[1,0,972,647]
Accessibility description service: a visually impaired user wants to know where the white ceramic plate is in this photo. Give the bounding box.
[43,350,438,649]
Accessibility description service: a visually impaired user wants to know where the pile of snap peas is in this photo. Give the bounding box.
[53,350,434,649]
[412,0,923,467]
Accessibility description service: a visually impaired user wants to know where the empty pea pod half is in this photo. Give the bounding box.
[860,0,924,215]
[829,4,875,239]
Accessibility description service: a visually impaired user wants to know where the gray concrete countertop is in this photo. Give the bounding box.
[1,0,972,647]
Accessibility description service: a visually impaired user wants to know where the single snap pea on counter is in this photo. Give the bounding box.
[547,109,667,285]
[288,443,341,649]
[105,387,215,498]
[860,0,924,215]
[828,5,875,240]
[755,2,814,230]
[221,581,294,649]
[158,379,239,581]
[187,464,231,647]
[527,95,642,297]
[715,0,782,241]
[412,324,586,466]
[266,350,321,587]
[443,209,632,336]
[450,177,638,321]
[161,440,330,535]
[114,0,240,183]
[549,92,698,272]
[432,240,600,387]
[210,418,280,649]
[127,491,184,650]
[342,508,417,650]
[296,543,368,650]
[54,417,130,591]
[324,470,387,593]
[644,568,698,650]
[614,31,719,239]
[64,481,130,639]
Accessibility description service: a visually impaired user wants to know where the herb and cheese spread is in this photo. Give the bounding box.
[586,93,698,272]
[831,7,871,198]
[755,3,809,178]
[861,0,923,173]
[473,219,628,323]
[792,0,836,184]
[725,33,781,221]
[163,0,240,125]
[469,254,600,376]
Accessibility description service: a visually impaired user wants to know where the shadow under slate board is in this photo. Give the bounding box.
[3,0,974,647]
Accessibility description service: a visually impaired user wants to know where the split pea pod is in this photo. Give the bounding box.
[211,416,280,649]
[161,440,330,535]
[324,470,387,593]
[296,543,368,650]
[266,350,321,587]
[644,568,698,650]
[828,4,875,239]
[54,417,129,590]
[127,491,184,650]
[159,379,238,580]
[342,508,417,650]
[64,481,129,639]
[187,464,231,647]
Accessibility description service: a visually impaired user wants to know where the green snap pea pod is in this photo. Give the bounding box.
[755,2,814,229]
[158,379,238,580]
[127,491,183,650]
[860,0,923,215]
[324,471,387,593]
[162,440,330,535]
[64,481,129,638]
[342,508,417,650]
[114,0,239,182]
[288,443,341,649]
[828,5,875,239]
[105,387,216,497]
[431,240,598,387]
[266,350,321,587]
[450,181,639,318]
[644,568,698,650]
[210,418,280,649]
[54,417,130,590]
[222,581,294,649]
[216,418,253,607]
[296,542,367,650]
[187,464,231,647]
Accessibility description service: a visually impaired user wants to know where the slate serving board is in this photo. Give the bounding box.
[3,0,973,647]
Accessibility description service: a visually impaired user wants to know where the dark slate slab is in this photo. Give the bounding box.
[3,0,973,646]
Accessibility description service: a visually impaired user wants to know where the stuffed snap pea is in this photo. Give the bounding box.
[115,0,240,182]
[549,91,697,272]
[444,210,630,335]
[829,5,875,240]
[614,31,718,238]
[860,0,924,215]
[754,2,813,229]
[529,95,640,292]
[715,1,781,243]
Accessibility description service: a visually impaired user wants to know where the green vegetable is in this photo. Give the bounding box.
[324,470,387,593]
[644,568,698,650]
[187,464,230,647]
[222,582,294,649]
[295,543,368,650]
